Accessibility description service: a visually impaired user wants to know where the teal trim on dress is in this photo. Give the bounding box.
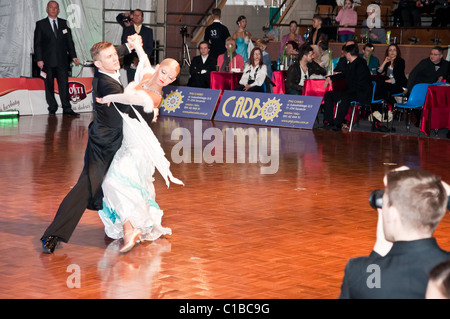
[98,200,121,224]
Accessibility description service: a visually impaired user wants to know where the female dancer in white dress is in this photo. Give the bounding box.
[97,37,183,253]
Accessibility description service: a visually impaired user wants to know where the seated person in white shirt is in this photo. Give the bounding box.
[234,47,267,92]
[285,44,326,95]
[187,41,217,88]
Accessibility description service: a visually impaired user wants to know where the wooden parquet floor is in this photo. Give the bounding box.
[1,113,450,300]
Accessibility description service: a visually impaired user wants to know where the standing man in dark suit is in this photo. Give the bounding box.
[187,41,217,88]
[40,35,155,253]
[322,44,372,131]
[204,8,230,60]
[120,9,154,83]
[34,1,80,116]
[340,167,450,299]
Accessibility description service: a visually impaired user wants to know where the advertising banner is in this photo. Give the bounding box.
[213,90,323,129]
[161,86,220,120]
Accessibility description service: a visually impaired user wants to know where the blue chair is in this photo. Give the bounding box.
[395,83,431,132]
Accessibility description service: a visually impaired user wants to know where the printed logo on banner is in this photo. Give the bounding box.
[68,81,87,103]
[161,86,220,120]
[163,89,184,113]
[214,90,323,129]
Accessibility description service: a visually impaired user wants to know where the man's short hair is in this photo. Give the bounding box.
[343,44,360,57]
[198,41,210,50]
[133,9,143,18]
[299,43,313,58]
[90,41,113,61]
[286,40,299,51]
[225,37,236,44]
[363,43,374,51]
[312,15,322,22]
[386,169,448,233]
[432,46,444,55]
[212,8,221,17]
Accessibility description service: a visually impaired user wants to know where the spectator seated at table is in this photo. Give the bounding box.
[234,47,267,93]
[406,46,449,126]
[359,43,380,75]
[375,44,408,106]
[312,42,330,71]
[187,41,217,89]
[280,20,304,56]
[407,46,449,94]
[280,40,299,69]
[217,37,244,72]
[322,44,373,131]
[285,44,327,95]
[360,4,386,45]
[333,39,356,74]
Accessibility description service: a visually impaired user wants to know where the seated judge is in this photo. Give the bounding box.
[234,47,267,92]
[285,44,326,95]
[187,41,217,88]
[217,37,244,72]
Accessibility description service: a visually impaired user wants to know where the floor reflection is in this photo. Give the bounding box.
[97,239,171,299]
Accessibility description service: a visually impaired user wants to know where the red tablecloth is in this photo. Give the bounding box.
[210,71,242,91]
[421,85,450,136]
[210,71,243,110]
[302,79,346,104]
[272,70,286,94]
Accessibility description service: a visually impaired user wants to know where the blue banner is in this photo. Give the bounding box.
[160,86,220,120]
[213,90,323,129]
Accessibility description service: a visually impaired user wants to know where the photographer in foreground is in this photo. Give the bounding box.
[340,167,450,299]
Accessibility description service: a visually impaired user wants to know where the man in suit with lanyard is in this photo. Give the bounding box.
[34,1,80,116]
[121,9,154,83]
[40,35,155,253]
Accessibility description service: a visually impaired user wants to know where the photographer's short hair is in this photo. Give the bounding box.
[133,9,143,18]
[386,169,447,233]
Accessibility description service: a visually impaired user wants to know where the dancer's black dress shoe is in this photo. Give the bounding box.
[49,111,56,115]
[41,236,59,254]
[63,109,80,117]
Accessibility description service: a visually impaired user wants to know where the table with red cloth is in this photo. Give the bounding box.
[271,70,286,94]
[210,71,243,109]
[210,71,242,91]
[302,79,346,103]
[420,84,450,136]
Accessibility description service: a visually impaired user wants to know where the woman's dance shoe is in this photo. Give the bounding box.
[120,229,142,253]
